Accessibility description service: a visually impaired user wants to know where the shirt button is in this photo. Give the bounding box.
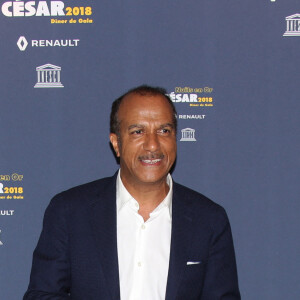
[138,262,142,267]
[141,224,146,230]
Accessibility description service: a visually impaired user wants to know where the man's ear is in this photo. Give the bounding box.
[110,133,120,157]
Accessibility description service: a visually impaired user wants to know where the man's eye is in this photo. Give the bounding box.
[160,128,171,134]
[131,130,143,135]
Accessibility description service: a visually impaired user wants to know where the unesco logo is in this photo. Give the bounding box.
[17,36,28,51]
[283,14,300,36]
[180,128,196,142]
[34,63,64,88]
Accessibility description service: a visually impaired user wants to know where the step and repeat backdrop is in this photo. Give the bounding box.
[0,1,299,299]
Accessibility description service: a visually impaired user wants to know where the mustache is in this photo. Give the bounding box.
[138,154,164,160]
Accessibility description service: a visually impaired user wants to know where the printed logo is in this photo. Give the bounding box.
[0,174,24,200]
[0,173,23,181]
[17,36,80,51]
[178,114,206,120]
[180,128,197,142]
[17,36,28,51]
[0,182,24,200]
[34,63,64,88]
[0,210,14,216]
[169,86,214,107]
[283,14,300,36]
[2,1,65,17]
[0,230,3,246]
[1,1,94,24]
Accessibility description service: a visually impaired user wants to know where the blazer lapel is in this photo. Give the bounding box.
[89,175,120,300]
[165,183,194,300]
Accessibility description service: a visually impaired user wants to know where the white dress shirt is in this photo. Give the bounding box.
[116,170,173,300]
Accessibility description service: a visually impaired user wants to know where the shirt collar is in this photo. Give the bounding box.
[116,169,173,218]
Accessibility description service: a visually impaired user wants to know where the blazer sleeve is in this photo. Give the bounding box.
[201,207,241,300]
[24,194,71,299]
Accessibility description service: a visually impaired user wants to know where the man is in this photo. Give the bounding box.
[24,85,240,299]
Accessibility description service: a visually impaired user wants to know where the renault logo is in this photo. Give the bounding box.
[17,36,28,51]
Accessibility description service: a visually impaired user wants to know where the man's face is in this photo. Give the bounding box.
[110,93,177,187]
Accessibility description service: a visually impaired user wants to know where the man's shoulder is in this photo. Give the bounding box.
[173,181,225,215]
[65,174,116,194]
[50,173,117,206]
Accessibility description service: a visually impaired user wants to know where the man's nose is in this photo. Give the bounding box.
[143,133,160,152]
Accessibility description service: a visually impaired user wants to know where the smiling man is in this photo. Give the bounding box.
[110,90,177,222]
[24,85,240,300]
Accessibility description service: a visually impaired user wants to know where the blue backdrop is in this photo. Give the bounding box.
[1,1,299,299]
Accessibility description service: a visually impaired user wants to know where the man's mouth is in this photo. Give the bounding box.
[138,154,164,165]
[141,159,162,164]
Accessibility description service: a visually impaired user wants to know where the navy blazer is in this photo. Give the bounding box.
[24,173,240,299]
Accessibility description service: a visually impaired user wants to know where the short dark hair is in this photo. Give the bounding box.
[110,85,177,135]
